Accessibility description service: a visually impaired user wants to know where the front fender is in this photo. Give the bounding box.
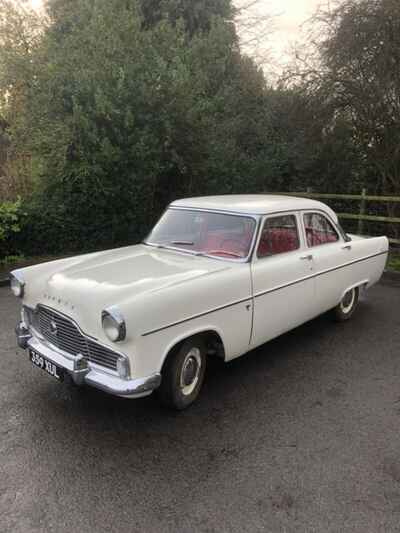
[159,324,227,368]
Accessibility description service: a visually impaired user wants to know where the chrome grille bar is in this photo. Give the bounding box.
[36,306,119,371]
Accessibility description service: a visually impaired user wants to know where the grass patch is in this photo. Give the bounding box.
[388,251,400,272]
[0,254,25,267]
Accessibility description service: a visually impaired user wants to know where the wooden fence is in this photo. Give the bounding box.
[277,189,400,245]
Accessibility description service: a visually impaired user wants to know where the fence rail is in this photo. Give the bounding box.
[277,191,400,203]
[276,190,400,245]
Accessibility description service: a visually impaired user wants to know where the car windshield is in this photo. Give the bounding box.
[144,209,256,260]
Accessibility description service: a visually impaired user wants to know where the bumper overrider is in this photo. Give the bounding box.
[15,322,161,398]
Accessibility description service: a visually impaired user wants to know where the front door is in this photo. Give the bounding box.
[251,212,316,348]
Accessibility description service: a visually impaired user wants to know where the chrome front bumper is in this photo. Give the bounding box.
[15,322,161,398]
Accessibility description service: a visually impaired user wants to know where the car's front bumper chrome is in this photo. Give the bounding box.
[15,322,161,398]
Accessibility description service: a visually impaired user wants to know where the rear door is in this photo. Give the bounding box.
[302,211,358,313]
[250,212,316,348]
[302,211,389,312]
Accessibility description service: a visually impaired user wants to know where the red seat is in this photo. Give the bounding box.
[259,228,299,256]
[306,228,337,247]
[201,231,251,257]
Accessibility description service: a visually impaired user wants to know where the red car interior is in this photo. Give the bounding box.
[305,228,338,247]
[196,224,338,258]
[258,227,299,256]
[200,231,252,257]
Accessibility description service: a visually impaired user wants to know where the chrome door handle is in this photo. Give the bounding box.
[342,245,352,250]
[300,254,313,261]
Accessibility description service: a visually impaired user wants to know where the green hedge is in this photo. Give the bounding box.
[0,199,27,260]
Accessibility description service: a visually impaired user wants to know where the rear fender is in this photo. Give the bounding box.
[340,279,369,300]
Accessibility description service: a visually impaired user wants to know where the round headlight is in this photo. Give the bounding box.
[102,314,121,342]
[101,307,126,342]
[10,272,25,298]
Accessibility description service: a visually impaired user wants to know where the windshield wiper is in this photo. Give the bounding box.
[142,241,168,249]
[143,241,196,250]
[169,241,194,246]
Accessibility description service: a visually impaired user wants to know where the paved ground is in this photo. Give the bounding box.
[1,281,400,533]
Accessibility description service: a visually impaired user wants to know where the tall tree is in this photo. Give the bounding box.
[138,0,232,35]
[10,0,276,254]
[0,0,43,200]
[289,0,400,198]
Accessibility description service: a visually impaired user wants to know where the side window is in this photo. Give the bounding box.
[257,215,300,258]
[304,213,339,247]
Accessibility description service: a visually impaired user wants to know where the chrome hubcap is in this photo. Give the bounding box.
[340,288,355,314]
[180,347,201,396]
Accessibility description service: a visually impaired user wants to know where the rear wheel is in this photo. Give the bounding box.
[332,287,359,321]
[157,336,207,410]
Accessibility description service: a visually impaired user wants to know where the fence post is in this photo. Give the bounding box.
[358,188,367,235]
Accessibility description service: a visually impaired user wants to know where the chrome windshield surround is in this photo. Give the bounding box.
[143,207,261,264]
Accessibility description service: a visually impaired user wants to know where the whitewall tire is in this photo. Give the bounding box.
[157,336,207,410]
[332,287,359,321]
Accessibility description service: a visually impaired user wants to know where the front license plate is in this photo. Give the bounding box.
[29,349,64,381]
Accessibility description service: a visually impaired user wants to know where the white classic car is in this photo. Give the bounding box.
[13,195,389,409]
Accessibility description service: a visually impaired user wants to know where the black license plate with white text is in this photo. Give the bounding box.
[29,349,64,381]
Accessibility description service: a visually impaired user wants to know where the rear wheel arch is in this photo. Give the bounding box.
[332,285,360,322]
[339,279,368,302]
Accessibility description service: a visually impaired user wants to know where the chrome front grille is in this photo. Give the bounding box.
[36,306,119,371]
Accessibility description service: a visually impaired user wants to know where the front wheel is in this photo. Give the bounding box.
[332,287,359,321]
[157,336,207,410]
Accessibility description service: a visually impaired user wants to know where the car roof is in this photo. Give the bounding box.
[170,195,338,221]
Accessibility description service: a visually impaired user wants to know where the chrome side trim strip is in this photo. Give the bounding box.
[318,249,388,274]
[141,250,388,337]
[142,295,253,337]
[252,250,388,299]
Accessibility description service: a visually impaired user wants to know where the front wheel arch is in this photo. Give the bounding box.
[160,328,226,374]
[157,333,215,410]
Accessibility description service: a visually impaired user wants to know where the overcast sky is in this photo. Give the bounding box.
[29,0,321,68]
[237,0,322,70]
[265,0,321,54]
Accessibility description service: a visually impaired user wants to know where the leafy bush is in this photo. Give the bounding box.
[3,0,394,257]
[388,252,400,272]
[0,198,26,259]
[0,254,25,267]
[3,0,279,256]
